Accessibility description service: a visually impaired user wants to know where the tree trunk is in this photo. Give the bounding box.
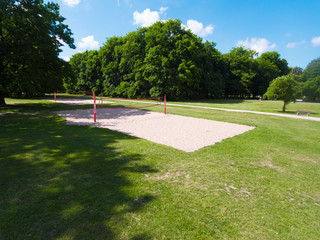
[0,57,6,105]
[0,55,5,105]
[282,102,286,112]
[0,21,5,106]
[0,93,6,106]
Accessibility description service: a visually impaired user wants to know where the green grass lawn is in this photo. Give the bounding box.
[171,99,320,117]
[1,98,319,239]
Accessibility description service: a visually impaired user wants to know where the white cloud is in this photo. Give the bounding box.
[237,38,276,54]
[159,7,168,14]
[132,8,214,38]
[78,35,100,50]
[117,0,132,7]
[133,7,167,27]
[286,42,298,48]
[62,0,81,7]
[286,40,306,48]
[184,20,214,38]
[61,56,70,62]
[311,36,320,46]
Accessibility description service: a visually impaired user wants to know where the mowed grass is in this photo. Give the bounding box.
[0,98,319,239]
[172,99,320,117]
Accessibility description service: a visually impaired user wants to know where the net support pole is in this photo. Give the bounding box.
[93,94,96,122]
[164,94,166,114]
[54,91,56,102]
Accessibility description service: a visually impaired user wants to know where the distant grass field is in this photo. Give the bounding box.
[1,98,319,239]
[172,99,320,117]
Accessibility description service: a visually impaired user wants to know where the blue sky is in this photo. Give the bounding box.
[53,0,320,69]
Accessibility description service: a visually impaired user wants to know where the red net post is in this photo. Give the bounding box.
[164,94,166,114]
[93,94,96,122]
[54,91,56,102]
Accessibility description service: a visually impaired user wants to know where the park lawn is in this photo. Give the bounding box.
[171,99,320,117]
[0,99,319,239]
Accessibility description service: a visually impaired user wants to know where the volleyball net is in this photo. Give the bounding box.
[97,96,163,109]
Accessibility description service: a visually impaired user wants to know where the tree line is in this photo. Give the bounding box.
[298,57,320,102]
[1,1,319,105]
[67,19,294,100]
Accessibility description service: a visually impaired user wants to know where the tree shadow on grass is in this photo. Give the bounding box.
[0,112,157,239]
[0,101,93,113]
[0,100,158,116]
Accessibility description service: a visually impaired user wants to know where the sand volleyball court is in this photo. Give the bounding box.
[55,108,255,152]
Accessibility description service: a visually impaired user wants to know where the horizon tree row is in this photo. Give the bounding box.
[2,1,317,105]
[67,19,291,100]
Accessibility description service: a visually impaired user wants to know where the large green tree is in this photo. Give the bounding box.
[223,47,257,97]
[69,50,102,93]
[143,19,204,98]
[259,52,290,76]
[0,0,74,105]
[264,74,301,112]
[251,56,281,97]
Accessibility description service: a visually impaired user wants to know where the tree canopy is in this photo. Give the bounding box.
[68,20,289,100]
[2,2,318,103]
[301,57,320,81]
[299,57,320,102]
[0,0,75,105]
[68,20,226,99]
[264,74,301,112]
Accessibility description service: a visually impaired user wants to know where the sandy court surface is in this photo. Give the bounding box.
[55,108,255,152]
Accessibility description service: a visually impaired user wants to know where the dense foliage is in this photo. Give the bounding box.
[2,1,317,104]
[0,0,75,105]
[299,57,320,102]
[68,20,290,100]
[264,74,301,112]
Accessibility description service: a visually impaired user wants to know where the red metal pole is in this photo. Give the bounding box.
[54,91,56,102]
[93,94,96,122]
[164,94,166,114]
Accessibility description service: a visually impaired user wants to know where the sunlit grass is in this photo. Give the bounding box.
[0,98,319,239]
[172,99,320,117]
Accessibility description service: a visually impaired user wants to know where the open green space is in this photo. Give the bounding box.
[171,99,320,117]
[1,99,319,239]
